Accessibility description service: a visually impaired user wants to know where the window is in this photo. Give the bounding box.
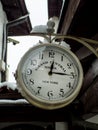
[7,0,48,82]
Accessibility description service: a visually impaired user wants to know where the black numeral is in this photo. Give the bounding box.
[61,55,63,61]
[49,51,55,58]
[59,89,64,97]
[29,79,34,85]
[26,68,32,75]
[31,60,37,66]
[67,82,73,89]
[36,87,41,94]
[47,91,53,98]
[70,72,76,79]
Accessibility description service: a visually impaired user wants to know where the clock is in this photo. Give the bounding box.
[15,43,83,110]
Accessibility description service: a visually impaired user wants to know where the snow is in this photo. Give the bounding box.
[0,99,28,104]
[0,82,29,104]
[0,82,17,90]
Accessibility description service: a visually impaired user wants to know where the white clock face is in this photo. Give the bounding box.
[16,43,83,109]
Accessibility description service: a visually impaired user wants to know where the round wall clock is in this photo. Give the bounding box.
[15,43,83,110]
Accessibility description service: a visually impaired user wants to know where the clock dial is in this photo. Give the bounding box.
[16,43,83,109]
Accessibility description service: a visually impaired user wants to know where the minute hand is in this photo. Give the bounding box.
[52,72,76,76]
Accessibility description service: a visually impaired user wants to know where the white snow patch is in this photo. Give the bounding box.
[0,82,17,90]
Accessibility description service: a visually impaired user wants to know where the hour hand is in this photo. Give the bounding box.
[48,61,54,75]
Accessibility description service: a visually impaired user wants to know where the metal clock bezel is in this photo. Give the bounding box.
[16,43,83,110]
